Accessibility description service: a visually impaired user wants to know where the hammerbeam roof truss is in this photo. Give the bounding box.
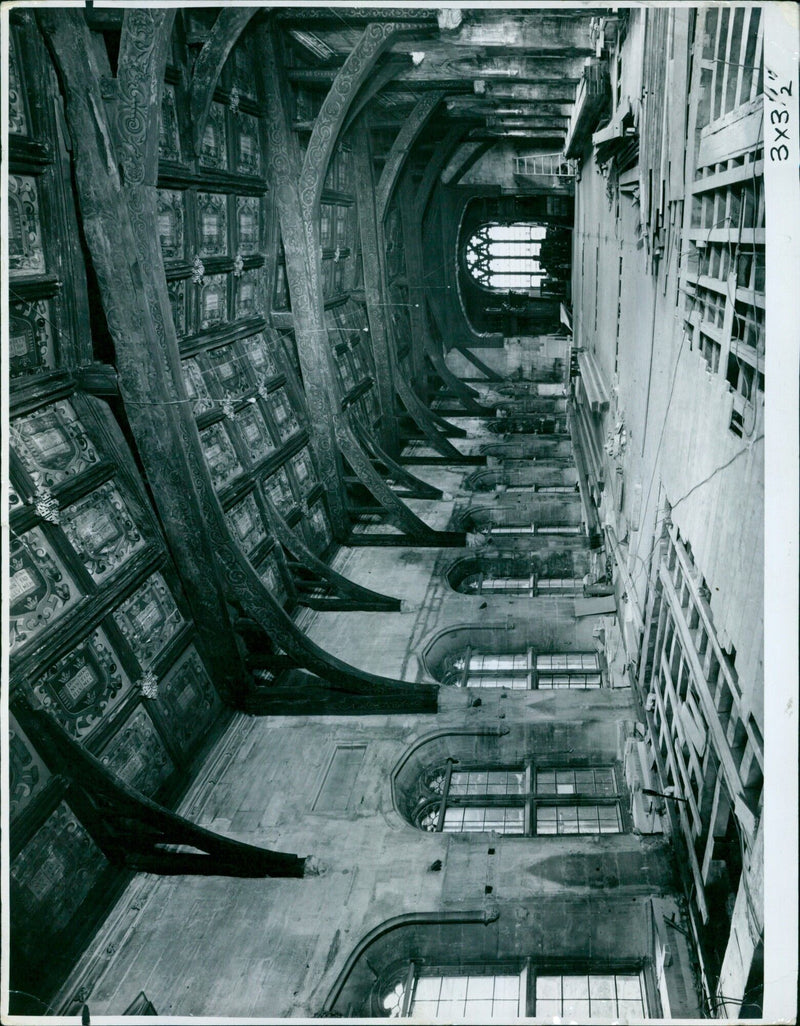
[245,7,602,161]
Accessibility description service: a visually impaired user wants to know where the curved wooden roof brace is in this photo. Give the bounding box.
[264,26,461,547]
[375,91,445,222]
[15,700,307,878]
[351,120,400,454]
[36,8,249,708]
[260,489,403,611]
[350,412,444,500]
[189,9,259,157]
[42,10,437,714]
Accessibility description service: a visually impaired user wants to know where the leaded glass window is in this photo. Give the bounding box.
[441,649,601,690]
[415,763,621,836]
[465,222,547,290]
[411,970,523,1020]
[534,972,646,1018]
[383,964,647,1019]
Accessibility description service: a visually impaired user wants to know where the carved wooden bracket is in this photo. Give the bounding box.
[261,488,402,610]
[16,701,307,878]
[299,23,404,220]
[350,414,443,499]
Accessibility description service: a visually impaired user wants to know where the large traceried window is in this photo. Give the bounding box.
[464,223,547,290]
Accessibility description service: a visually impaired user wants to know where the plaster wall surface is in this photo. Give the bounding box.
[572,102,762,711]
[61,696,696,1019]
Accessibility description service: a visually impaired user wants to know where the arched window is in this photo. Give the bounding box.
[446,554,586,596]
[440,649,601,689]
[383,963,526,1019]
[464,222,548,290]
[414,762,622,836]
[382,964,648,1020]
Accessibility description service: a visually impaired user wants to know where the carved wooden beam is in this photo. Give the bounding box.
[273,25,454,543]
[453,344,504,382]
[17,701,307,878]
[189,9,259,156]
[336,418,453,544]
[37,8,248,707]
[397,173,431,386]
[46,10,434,713]
[414,125,463,223]
[403,150,487,411]
[424,295,486,408]
[353,124,470,466]
[352,122,399,454]
[260,490,402,611]
[262,28,351,539]
[299,22,403,219]
[375,92,444,221]
[447,139,495,186]
[340,56,411,137]
[394,361,468,460]
[288,68,468,92]
[277,8,436,27]
[351,414,443,499]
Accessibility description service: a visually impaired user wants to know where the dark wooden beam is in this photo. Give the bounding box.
[351,416,443,499]
[337,417,456,542]
[414,125,463,223]
[424,300,485,410]
[480,82,579,102]
[340,56,411,137]
[44,10,438,712]
[260,490,402,611]
[37,7,249,707]
[189,9,259,156]
[375,91,444,221]
[486,117,570,129]
[447,139,494,186]
[394,370,468,460]
[277,9,437,28]
[453,345,504,382]
[469,132,566,147]
[287,24,459,542]
[263,29,354,538]
[287,68,472,93]
[352,123,400,453]
[17,702,307,878]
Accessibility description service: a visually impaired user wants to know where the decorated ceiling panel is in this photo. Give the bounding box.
[6,13,238,998]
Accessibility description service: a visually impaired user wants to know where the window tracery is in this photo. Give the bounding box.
[464,222,547,290]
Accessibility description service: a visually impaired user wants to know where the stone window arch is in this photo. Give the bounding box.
[413,760,622,837]
[390,729,628,839]
[445,554,586,597]
[323,912,659,1019]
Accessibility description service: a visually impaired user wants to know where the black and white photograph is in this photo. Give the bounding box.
[1,2,797,1023]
